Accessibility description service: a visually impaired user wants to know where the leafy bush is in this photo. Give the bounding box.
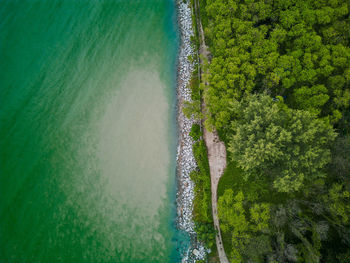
[189,123,202,141]
[190,139,215,249]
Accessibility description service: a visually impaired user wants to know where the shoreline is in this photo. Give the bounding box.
[175,0,206,261]
[192,0,229,261]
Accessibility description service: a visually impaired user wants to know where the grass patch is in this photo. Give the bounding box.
[218,161,243,198]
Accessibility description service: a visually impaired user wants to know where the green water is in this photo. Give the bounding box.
[0,0,187,262]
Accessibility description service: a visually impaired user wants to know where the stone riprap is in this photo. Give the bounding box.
[176,1,207,262]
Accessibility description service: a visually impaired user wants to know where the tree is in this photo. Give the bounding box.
[293,85,329,115]
[218,189,271,263]
[189,123,202,141]
[183,100,202,120]
[323,183,350,225]
[201,0,350,260]
[328,135,350,180]
[204,0,350,132]
[228,94,336,192]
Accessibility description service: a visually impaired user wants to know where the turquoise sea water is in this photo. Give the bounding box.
[0,0,188,262]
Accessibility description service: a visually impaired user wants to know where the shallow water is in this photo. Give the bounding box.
[0,1,188,262]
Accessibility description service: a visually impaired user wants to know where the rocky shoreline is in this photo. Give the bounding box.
[175,1,206,262]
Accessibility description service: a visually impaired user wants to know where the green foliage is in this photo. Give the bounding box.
[213,97,346,262]
[218,190,247,234]
[328,135,350,180]
[195,221,216,249]
[190,139,215,249]
[294,85,329,115]
[193,140,210,175]
[189,123,202,141]
[203,0,350,133]
[218,189,271,262]
[323,183,350,225]
[183,68,203,120]
[195,0,350,261]
[337,250,350,263]
[249,203,270,233]
[183,100,202,120]
[228,94,336,192]
[190,0,200,49]
[190,68,201,101]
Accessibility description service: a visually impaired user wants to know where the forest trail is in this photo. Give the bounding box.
[193,1,229,262]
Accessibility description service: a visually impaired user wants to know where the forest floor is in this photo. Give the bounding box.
[193,0,229,262]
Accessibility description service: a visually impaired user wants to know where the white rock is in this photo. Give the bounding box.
[192,249,200,257]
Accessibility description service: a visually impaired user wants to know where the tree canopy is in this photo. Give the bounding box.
[203,0,350,134]
[228,94,336,192]
[191,0,350,261]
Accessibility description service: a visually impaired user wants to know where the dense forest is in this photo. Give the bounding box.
[187,0,350,262]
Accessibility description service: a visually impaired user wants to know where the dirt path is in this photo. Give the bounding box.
[193,1,229,262]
